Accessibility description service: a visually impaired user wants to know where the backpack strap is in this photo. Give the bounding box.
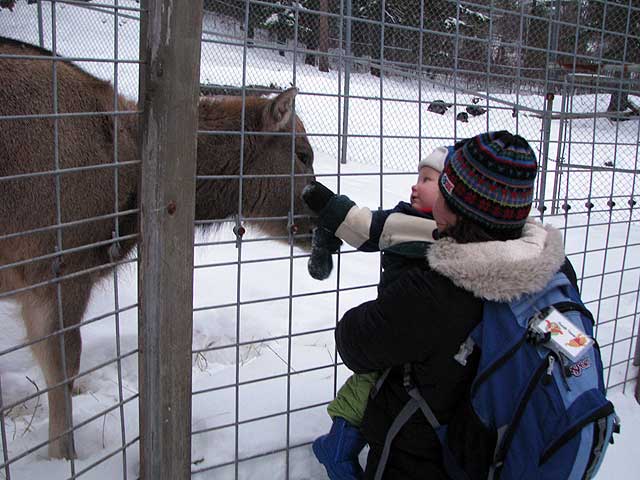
[408,386,441,429]
[370,367,391,399]
[509,272,572,321]
[487,425,509,480]
[373,364,441,480]
[373,396,419,480]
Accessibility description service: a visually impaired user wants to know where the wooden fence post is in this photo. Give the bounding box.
[138,0,203,478]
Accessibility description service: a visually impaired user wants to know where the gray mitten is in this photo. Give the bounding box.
[308,227,343,280]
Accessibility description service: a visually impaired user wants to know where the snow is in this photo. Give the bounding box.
[459,5,490,23]
[0,1,639,478]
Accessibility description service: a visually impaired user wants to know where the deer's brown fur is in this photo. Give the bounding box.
[0,37,315,459]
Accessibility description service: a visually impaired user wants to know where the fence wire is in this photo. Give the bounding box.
[192,0,640,477]
[0,0,140,479]
[0,0,639,479]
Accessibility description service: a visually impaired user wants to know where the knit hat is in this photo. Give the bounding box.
[439,131,538,231]
[418,146,450,173]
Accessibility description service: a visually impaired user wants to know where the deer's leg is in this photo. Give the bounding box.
[21,277,90,459]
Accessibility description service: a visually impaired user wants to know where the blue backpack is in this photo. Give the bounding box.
[373,272,619,480]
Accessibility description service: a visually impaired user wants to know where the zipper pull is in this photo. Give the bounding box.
[558,357,572,391]
[543,355,555,385]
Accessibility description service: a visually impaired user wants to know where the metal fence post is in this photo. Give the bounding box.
[138,0,203,479]
[36,0,44,48]
[634,319,640,366]
[635,319,640,403]
[537,0,562,215]
[340,0,352,164]
[550,81,569,215]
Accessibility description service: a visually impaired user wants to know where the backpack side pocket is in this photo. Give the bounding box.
[539,392,614,480]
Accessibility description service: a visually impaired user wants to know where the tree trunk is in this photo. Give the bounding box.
[370,21,381,77]
[277,30,286,57]
[318,0,330,72]
[608,89,629,113]
[607,71,630,119]
[524,2,549,81]
[301,6,317,66]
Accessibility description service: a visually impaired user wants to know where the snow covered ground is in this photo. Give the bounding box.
[1,1,639,478]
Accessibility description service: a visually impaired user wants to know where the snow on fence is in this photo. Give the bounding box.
[0,0,639,479]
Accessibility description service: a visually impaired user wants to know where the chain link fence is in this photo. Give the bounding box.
[0,0,639,479]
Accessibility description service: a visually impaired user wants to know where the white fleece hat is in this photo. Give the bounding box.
[418,146,449,173]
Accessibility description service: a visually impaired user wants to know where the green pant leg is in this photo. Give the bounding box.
[326,372,380,428]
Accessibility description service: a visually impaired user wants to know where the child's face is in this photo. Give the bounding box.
[410,166,440,212]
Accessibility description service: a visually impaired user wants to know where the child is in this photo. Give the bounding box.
[305,146,451,288]
[302,146,451,480]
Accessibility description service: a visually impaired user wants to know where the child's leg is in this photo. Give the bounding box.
[313,373,379,480]
[327,372,379,427]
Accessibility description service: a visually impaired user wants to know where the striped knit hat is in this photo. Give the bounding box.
[439,131,538,231]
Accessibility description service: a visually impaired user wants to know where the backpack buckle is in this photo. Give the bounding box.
[613,413,621,435]
[526,328,551,346]
[403,363,413,389]
[453,337,475,366]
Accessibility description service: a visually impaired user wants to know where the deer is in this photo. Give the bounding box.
[0,36,316,459]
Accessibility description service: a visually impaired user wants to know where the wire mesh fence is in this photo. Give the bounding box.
[0,0,639,479]
[0,1,143,478]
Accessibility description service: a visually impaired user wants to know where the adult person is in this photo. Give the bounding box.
[334,131,569,479]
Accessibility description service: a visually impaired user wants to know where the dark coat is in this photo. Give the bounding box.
[336,263,482,479]
[336,221,568,479]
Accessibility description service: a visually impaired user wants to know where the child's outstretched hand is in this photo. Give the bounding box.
[302,181,336,214]
[308,227,342,280]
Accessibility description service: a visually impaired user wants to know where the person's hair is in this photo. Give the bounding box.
[440,214,523,244]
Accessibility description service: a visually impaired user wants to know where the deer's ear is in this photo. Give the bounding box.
[263,87,298,130]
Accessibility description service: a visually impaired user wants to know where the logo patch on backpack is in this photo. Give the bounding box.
[568,356,591,377]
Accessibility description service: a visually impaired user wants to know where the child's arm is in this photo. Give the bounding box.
[302,181,395,252]
[303,180,379,280]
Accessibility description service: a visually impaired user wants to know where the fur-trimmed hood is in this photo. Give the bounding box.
[427,220,566,302]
